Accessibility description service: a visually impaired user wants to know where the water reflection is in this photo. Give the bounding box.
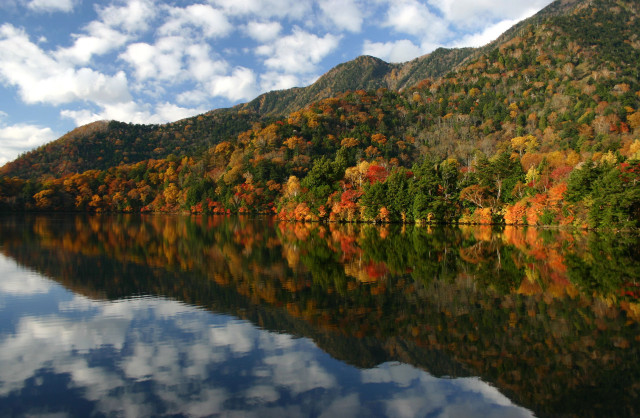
[0,213,638,416]
[0,255,531,417]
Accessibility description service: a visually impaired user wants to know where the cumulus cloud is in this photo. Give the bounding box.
[319,0,364,33]
[384,0,450,41]
[452,18,522,48]
[260,72,300,92]
[0,122,58,165]
[363,39,423,63]
[97,0,157,33]
[245,21,282,42]
[155,102,205,122]
[120,38,185,82]
[256,28,341,74]
[56,21,130,64]
[26,0,76,13]
[185,43,229,81]
[207,67,258,102]
[0,24,131,106]
[428,0,552,28]
[176,89,210,105]
[159,4,233,39]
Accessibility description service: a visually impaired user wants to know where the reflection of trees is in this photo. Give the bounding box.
[0,214,638,417]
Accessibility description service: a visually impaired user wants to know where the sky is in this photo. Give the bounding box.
[0,0,554,166]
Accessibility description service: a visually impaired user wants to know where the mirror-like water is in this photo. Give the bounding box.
[0,214,638,417]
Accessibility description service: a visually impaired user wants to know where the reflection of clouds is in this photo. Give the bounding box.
[265,351,337,394]
[362,360,426,387]
[363,363,534,418]
[244,385,280,403]
[210,320,256,354]
[0,256,534,417]
[0,313,129,397]
[59,294,99,312]
[0,254,52,295]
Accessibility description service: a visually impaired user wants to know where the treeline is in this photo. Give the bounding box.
[1,146,637,228]
[1,0,640,228]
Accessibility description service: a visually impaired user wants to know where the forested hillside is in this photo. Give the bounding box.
[1,0,639,229]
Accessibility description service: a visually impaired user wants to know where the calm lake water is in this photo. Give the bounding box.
[0,214,638,417]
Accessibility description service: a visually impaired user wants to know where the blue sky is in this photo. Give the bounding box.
[0,0,554,165]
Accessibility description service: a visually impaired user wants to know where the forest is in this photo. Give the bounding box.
[0,0,639,229]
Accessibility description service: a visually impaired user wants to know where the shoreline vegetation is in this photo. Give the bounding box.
[0,150,638,231]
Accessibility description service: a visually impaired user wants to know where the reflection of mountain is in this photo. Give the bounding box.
[1,224,468,377]
[0,214,638,417]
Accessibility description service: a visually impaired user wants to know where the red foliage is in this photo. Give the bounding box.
[550,165,572,181]
[365,164,389,184]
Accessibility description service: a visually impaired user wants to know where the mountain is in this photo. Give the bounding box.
[1,0,639,228]
[0,47,476,180]
[237,48,476,116]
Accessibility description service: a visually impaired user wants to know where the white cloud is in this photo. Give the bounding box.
[120,37,185,82]
[159,4,233,39]
[97,0,157,33]
[185,43,228,82]
[257,28,341,74]
[428,0,552,28]
[0,24,131,106]
[452,18,521,48]
[319,0,363,33]
[26,0,75,13]
[0,122,58,165]
[245,21,282,42]
[384,0,449,40]
[121,37,231,89]
[56,22,130,64]
[363,39,423,63]
[155,102,205,122]
[207,67,258,102]
[176,89,210,105]
[260,71,299,91]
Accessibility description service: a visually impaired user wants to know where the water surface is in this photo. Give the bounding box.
[0,214,638,417]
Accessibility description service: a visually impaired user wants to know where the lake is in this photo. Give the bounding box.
[0,214,638,417]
